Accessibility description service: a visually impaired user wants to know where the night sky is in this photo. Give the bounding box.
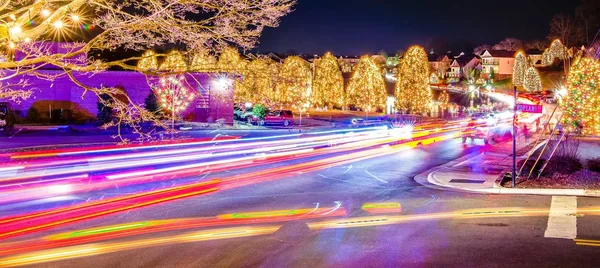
[256,0,579,55]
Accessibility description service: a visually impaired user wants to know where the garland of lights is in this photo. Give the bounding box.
[563,57,600,135]
[312,52,344,108]
[277,56,312,109]
[346,56,387,112]
[523,67,542,92]
[154,75,196,115]
[512,52,528,86]
[395,46,433,114]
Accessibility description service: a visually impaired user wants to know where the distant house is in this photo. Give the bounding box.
[428,54,452,79]
[444,53,481,83]
[480,50,516,80]
[338,56,361,74]
[525,49,544,67]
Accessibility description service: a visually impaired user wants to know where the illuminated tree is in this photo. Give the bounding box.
[236,57,279,104]
[438,90,449,108]
[190,52,217,72]
[563,57,600,135]
[138,50,159,71]
[218,47,245,73]
[153,75,197,129]
[523,67,542,92]
[312,52,344,108]
[512,51,528,86]
[396,46,432,114]
[277,56,312,109]
[0,0,294,141]
[159,51,187,72]
[542,39,567,66]
[346,56,387,112]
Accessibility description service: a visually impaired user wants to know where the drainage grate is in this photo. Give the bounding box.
[449,179,486,184]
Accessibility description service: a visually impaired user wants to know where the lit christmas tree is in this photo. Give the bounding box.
[138,50,158,71]
[236,57,279,104]
[563,57,600,135]
[277,56,312,108]
[190,52,217,72]
[159,51,187,72]
[512,51,528,86]
[523,67,542,92]
[217,47,246,72]
[548,39,566,60]
[395,46,432,114]
[312,52,345,109]
[346,56,387,112]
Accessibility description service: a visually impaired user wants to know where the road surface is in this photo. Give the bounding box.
[0,124,598,267]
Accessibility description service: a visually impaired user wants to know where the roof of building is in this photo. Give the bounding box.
[483,50,516,58]
[455,54,480,65]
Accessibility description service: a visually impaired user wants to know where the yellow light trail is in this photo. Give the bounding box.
[3,206,600,267]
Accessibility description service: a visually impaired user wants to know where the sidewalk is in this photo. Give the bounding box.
[415,135,600,197]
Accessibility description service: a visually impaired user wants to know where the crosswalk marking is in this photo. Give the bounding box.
[544,196,577,239]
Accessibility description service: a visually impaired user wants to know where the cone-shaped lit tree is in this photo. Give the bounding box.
[563,57,600,135]
[190,52,217,72]
[237,57,279,104]
[395,46,432,114]
[346,56,387,112]
[159,51,187,72]
[312,52,344,109]
[138,50,159,71]
[523,67,542,92]
[512,51,528,86]
[277,56,312,108]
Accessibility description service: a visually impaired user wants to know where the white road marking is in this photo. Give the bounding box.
[344,165,353,173]
[544,196,577,239]
[365,170,388,184]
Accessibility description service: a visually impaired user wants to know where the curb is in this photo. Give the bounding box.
[414,139,600,197]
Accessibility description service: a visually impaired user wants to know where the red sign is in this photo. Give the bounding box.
[516,104,543,113]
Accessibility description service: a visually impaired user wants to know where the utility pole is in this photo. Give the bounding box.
[512,86,517,188]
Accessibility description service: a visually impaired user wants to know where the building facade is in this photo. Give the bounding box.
[3,70,234,124]
[480,50,516,80]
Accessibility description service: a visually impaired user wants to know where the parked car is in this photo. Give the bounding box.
[234,106,254,122]
[249,110,294,126]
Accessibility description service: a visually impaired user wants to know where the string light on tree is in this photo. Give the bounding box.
[346,55,387,112]
[159,51,187,72]
[236,57,278,104]
[512,51,528,86]
[563,57,600,135]
[154,75,197,118]
[395,45,433,114]
[137,50,158,71]
[277,56,312,107]
[523,67,542,92]
[312,52,344,109]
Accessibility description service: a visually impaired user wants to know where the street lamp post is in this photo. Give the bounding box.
[512,86,517,188]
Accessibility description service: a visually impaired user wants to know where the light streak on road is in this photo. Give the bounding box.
[3,206,600,266]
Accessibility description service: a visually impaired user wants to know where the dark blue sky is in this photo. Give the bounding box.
[255,0,579,55]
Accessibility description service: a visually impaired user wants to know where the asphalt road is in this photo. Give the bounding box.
[1,134,598,268]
